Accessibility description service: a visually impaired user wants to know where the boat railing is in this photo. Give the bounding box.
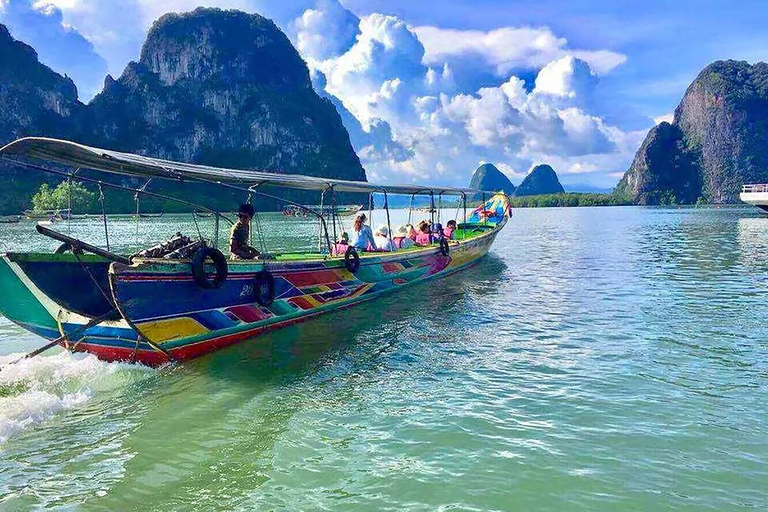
[742,184,768,193]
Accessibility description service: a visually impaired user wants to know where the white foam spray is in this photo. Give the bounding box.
[0,351,153,444]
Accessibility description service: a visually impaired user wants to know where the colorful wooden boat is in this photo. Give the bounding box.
[0,138,510,366]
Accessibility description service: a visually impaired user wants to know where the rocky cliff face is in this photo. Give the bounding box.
[617,60,768,204]
[515,164,564,196]
[469,163,515,196]
[0,9,366,213]
[0,24,83,212]
[615,122,699,204]
[87,9,364,181]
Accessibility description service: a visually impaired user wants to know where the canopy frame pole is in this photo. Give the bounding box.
[430,191,435,228]
[368,192,373,228]
[97,182,110,252]
[462,193,467,240]
[214,212,220,250]
[382,190,393,252]
[66,172,73,235]
[318,189,326,253]
[407,193,414,225]
[329,186,338,245]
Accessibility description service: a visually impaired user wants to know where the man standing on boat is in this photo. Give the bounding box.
[229,204,260,260]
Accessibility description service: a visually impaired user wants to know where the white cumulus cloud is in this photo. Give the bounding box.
[415,25,626,78]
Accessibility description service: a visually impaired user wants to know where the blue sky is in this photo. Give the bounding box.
[1,0,766,190]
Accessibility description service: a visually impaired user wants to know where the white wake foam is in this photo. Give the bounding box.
[0,351,152,444]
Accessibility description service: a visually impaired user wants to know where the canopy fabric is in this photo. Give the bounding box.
[0,137,491,197]
[465,194,512,225]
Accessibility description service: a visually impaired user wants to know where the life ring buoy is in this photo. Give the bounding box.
[439,238,450,257]
[191,247,228,289]
[254,270,275,306]
[344,246,360,273]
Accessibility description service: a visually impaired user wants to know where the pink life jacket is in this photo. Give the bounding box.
[415,232,431,245]
[443,227,454,239]
[334,242,349,256]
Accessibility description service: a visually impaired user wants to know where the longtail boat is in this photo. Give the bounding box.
[0,138,511,366]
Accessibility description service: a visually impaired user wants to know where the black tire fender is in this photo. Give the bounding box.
[344,246,360,273]
[191,247,228,289]
[254,270,275,307]
[439,238,450,257]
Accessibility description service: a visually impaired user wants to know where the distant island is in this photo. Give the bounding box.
[468,163,630,207]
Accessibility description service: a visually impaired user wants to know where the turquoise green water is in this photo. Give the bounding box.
[0,207,766,511]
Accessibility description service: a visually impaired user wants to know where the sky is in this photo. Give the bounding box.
[1,0,767,191]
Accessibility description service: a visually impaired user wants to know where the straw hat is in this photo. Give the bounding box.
[395,225,409,236]
[375,224,390,237]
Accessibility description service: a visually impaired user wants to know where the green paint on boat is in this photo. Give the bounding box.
[0,256,57,331]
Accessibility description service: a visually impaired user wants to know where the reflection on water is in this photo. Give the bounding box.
[0,206,767,511]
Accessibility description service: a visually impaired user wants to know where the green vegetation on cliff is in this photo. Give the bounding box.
[508,192,632,208]
[515,164,565,196]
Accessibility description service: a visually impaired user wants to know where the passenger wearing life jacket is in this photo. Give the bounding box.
[444,220,457,240]
[351,213,375,251]
[404,224,417,241]
[432,223,444,241]
[415,220,433,246]
[393,225,415,249]
[334,232,350,256]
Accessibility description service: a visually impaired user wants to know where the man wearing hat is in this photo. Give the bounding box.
[229,203,260,260]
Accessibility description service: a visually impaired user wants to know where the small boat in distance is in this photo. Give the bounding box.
[740,184,768,212]
[0,137,510,366]
[282,204,362,217]
[0,215,21,224]
[23,208,70,221]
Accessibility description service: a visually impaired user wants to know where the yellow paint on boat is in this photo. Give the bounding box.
[137,317,209,343]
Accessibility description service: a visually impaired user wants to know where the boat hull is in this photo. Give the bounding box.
[109,225,503,364]
[0,194,510,366]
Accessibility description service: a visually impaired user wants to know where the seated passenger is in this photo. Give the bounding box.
[229,203,260,260]
[404,223,417,241]
[334,232,350,256]
[350,213,375,251]
[374,225,397,252]
[432,223,444,241]
[444,220,457,239]
[415,220,432,246]
[393,225,415,249]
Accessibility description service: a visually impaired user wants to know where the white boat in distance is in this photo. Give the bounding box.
[740,184,768,212]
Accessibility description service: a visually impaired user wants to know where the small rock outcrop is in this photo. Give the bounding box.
[617,60,768,204]
[515,164,564,196]
[469,163,516,195]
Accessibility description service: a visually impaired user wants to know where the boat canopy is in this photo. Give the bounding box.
[0,137,488,197]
